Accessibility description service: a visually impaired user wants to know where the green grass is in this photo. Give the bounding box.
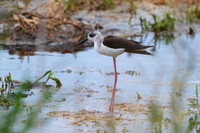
[140,13,175,33]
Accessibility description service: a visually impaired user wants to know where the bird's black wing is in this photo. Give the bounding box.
[103,36,153,55]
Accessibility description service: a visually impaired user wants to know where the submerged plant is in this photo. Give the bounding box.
[34,70,62,88]
[187,85,200,132]
[140,13,175,32]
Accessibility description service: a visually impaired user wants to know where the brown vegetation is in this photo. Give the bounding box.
[10,12,85,44]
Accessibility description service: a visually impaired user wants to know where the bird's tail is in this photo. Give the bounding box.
[127,46,154,55]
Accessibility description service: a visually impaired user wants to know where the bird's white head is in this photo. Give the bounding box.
[74,31,103,47]
[87,31,103,43]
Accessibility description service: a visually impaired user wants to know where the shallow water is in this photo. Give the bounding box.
[0,31,200,132]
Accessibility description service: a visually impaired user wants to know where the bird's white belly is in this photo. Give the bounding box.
[95,44,125,57]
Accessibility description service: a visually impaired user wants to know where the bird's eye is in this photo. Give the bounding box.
[89,33,95,37]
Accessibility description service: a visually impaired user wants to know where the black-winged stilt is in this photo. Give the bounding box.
[75,31,153,112]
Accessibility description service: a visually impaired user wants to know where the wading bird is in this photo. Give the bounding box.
[75,31,153,112]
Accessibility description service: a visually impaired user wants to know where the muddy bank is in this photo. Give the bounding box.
[1,0,200,57]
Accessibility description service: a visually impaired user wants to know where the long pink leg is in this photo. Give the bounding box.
[109,57,118,112]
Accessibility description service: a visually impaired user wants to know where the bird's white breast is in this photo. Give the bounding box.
[94,42,125,57]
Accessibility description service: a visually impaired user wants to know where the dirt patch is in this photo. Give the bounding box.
[47,109,109,126]
[114,103,150,115]
[46,103,157,126]
[46,101,172,126]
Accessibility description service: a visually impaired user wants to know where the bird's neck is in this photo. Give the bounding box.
[94,36,104,47]
[94,41,103,49]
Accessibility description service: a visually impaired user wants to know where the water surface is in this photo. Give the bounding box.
[0,32,200,132]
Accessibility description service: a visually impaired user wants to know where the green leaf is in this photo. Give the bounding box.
[34,70,52,83]
[45,71,54,84]
[49,76,62,88]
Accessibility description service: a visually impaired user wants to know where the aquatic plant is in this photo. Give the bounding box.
[188,114,200,132]
[0,24,13,44]
[0,70,61,109]
[140,13,175,32]
[170,0,200,23]
[128,0,137,24]
[0,82,52,133]
[149,86,200,133]
[13,0,20,12]
[64,0,76,10]
[34,70,62,88]
[0,73,14,109]
[148,28,197,133]
[187,85,200,132]
[186,5,200,23]
[125,70,140,76]
[0,70,59,133]
[0,73,13,96]
[103,0,115,9]
[188,85,200,108]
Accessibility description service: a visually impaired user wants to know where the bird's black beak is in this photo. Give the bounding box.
[74,39,88,47]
